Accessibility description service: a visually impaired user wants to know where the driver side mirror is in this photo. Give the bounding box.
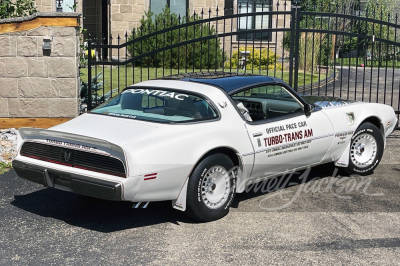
[304,104,314,116]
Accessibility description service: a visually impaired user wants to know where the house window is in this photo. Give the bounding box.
[224,0,234,15]
[237,0,271,41]
[56,0,76,12]
[151,0,188,18]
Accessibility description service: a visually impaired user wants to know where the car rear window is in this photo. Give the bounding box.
[91,87,219,123]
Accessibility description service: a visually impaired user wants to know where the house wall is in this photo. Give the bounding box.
[33,0,289,60]
[106,0,229,58]
[34,0,53,12]
[191,0,225,14]
[105,0,289,59]
[35,0,83,13]
[0,13,80,119]
[228,0,290,59]
[110,0,147,37]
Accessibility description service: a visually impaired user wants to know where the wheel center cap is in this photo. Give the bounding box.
[356,143,365,156]
[207,182,216,194]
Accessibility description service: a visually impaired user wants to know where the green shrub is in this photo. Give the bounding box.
[225,47,283,71]
[80,72,105,112]
[0,162,12,175]
[297,32,332,72]
[0,0,36,19]
[298,33,321,72]
[127,7,225,69]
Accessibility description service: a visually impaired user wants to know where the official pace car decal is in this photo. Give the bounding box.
[124,88,189,100]
[259,121,315,157]
[334,131,354,145]
[45,139,104,153]
[108,113,137,119]
[27,139,109,156]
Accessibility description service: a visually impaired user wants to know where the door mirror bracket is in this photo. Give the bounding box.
[304,104,314,116]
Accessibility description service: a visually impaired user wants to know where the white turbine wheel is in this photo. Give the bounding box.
[350,133,377,168]
[200,166,231,209]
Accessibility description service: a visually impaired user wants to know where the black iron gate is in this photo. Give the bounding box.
[86,1,400,121]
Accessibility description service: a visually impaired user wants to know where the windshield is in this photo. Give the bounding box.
[91,87,218,123]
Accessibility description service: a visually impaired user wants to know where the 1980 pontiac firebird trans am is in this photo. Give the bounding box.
[13,72,397,221]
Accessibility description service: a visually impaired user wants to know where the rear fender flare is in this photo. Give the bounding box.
[172,149,247,212]
[335,117,385,168]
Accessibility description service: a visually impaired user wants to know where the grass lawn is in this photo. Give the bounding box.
[80,67,321,97]
[0,162,11,175]
[339,57,400,68]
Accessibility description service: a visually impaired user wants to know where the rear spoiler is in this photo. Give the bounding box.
[18,128,126,165]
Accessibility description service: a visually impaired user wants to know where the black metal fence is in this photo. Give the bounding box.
[85,1,400,122]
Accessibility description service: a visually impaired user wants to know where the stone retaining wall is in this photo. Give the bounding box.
[0,12,80,118]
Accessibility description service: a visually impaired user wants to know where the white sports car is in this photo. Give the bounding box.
[13,72,398,221]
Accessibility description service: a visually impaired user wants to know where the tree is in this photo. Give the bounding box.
[224,47,282,71]
[0,0,37,19]
[127,7,225,70]
[359,0,397,62]
[300,0,358,12]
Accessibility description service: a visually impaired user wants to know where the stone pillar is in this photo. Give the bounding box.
[0,12,81,121]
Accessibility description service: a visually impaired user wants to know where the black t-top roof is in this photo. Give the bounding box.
[160,72,278,94]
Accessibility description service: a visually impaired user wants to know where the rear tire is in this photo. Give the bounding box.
[185,153,236,222]
[343,122,384,176]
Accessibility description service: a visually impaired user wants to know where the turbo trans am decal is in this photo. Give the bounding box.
[264,121,312,147]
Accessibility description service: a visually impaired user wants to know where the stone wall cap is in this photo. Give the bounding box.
[0,12,81,24]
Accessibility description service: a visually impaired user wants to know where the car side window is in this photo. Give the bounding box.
[231,85,303,121]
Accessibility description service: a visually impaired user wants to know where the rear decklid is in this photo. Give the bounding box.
[49,113,160,147]
[17,114,160,177]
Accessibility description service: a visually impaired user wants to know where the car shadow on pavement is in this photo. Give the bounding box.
[387,131,400,139]
[10,162,396,230]
[10,164,330,232]
[10,164,334,231]
[11,186,194,232]
[231,163,337,209]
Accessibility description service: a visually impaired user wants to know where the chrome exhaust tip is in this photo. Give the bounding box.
[133,202,142,208]
[132,202,150,208]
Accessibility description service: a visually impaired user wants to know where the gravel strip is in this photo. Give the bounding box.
[0,129,17,164]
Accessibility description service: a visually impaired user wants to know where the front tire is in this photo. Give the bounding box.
[344,122,384,175]
[185,153,236,222]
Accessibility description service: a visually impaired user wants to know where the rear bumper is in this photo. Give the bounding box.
[13,159,123,201]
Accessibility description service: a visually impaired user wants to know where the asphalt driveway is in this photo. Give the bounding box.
[1,130,400,265]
